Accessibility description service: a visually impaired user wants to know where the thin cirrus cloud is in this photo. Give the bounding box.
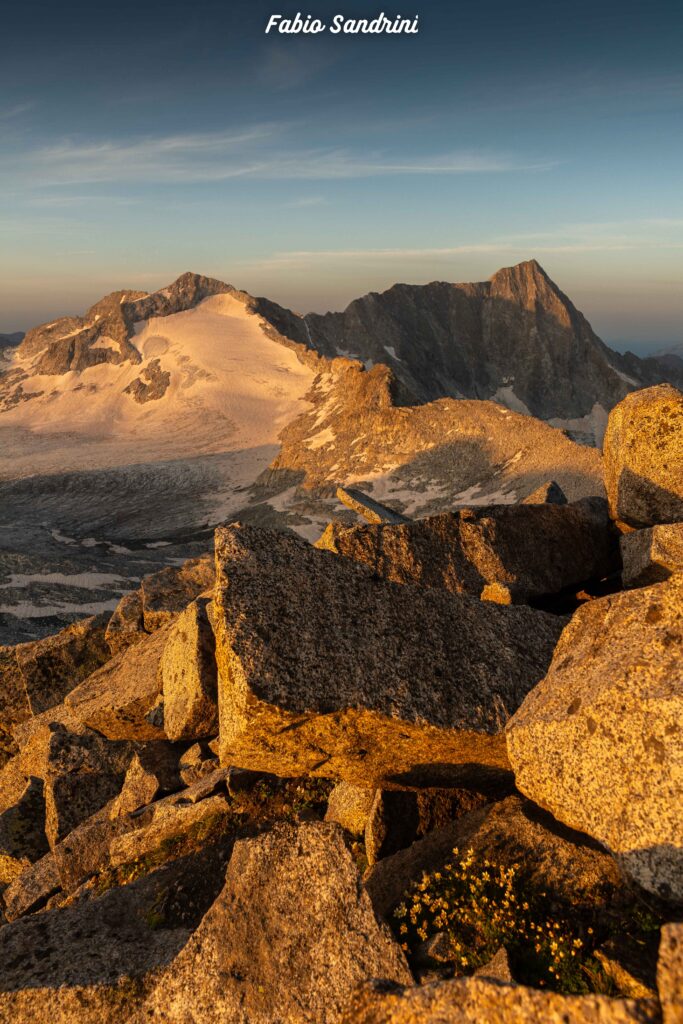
[245,225,683,268]
[2,125,556,187]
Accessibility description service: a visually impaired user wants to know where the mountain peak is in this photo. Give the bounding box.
[489,258,556,292]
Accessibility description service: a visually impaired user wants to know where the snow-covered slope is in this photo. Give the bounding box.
[0,293,314,479]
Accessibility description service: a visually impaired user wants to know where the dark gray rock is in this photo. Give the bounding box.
[14,614,112,715]
[140,555,214,632]
[213,524,564,786]
[302,260,658,424]
[317,499,618,604]
[123,358,171,403]
[336,486,410,524]
[146,822,412,1023]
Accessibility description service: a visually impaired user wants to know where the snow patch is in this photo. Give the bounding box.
[304,426,336,450]
[0,570,130,590]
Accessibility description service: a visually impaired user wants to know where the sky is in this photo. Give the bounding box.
[1,0,682,353]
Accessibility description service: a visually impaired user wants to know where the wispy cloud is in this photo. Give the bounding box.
[0,101,35,121]
[1,125,556,187]
[283,196,328,209]
[242,223,683,269]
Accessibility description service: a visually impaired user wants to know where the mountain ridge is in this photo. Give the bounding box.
[6,261,681,435]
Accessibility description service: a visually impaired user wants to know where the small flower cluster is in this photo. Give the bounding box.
[393,847,590,992]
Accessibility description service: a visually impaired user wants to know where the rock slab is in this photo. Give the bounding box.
[317,500,617,603]
[213,524,564,785]
[603,384,683,527]
[507,575,683,901]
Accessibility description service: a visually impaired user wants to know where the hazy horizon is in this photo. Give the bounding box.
[1,0,681,354]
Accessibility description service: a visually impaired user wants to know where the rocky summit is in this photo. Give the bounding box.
[0,295,681,1023]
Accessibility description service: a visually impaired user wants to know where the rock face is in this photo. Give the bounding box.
[140,556,214,632]
[317,500,617,604]
[65,626,171,740]
[14,614,111,715]
[146,822,412,1023]
[13,272,232,376]
[161,598,218,740]
[0,861,197,1023]
[105,591,146,655]
[123,357,171,403]
[603,385,683,527]
[301,260,677,427]
[213,524,564,785]
[506,575,683,901]
[342,977,660,1024]
[336,486,411,524]
[0,777,48,882]
[658,923,683,1024]
[621,524,683,587]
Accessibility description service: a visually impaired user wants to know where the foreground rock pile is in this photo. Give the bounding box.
[0,386,681,1023]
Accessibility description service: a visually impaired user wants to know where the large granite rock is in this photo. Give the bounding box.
[603,384,683,527]
[0,862,197,1023]
[0,649,30,753]
[65,627,171,740]
[0,777,49,883]
[621,523,683,587]
[0,821,409,1024]
[341,977,659,1023]
[325,782,377,835]
[507,575,683,901]
[317,500,618,604]
[336,486,410,524]
[45,771,123,847]
[110,745,182,817]
[2,850,60,920]
[105,590,146,655]
[146,822,412,1023]
[213,524,564,785]
[658,923,683,1024]
[13,614,112,716]
[364,795,625,921]
[140,555,214,632]
[161,597,218,740]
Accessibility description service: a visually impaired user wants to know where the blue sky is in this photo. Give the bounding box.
[1,0,682,352]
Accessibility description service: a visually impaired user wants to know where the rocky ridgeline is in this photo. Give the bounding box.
[0,386,681,1023]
